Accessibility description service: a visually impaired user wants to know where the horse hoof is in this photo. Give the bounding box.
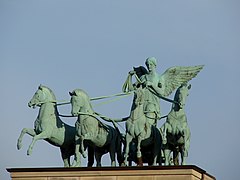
[162,138,167,144]
[71,160,80,167]
[82,151,87,158]
[111,162,116,167]
[17,143,22,150]
[122,163,127,167]
[121,161,128,166]
[27,150,32,156]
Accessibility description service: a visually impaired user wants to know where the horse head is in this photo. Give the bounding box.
[28,85,56,108]
[173,83,191,110]
[69,89,92,117]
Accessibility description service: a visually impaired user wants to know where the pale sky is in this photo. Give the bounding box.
[1,1,240,180]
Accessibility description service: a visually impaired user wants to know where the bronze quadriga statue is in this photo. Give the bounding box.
[17,57,203,167]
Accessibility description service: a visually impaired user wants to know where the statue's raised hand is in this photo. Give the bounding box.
[128,70,135,76]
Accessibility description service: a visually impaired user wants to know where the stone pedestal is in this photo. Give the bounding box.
[7,165,215,180]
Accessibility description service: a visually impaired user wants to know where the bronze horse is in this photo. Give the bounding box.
[69,89,123,167]
[160,84,191,165]
[17,85,94,167]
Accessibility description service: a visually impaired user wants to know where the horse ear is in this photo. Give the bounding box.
[69,91,76,96]
[188,84,191,90]
[38,84,43,90]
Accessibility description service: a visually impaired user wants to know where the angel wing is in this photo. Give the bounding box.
[159,65,204,97]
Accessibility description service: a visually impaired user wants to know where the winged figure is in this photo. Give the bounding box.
[122,57,204,125]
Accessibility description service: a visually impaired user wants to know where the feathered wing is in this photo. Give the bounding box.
[159,65,204,97]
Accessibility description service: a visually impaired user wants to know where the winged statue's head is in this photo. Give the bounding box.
[145,57,157,67]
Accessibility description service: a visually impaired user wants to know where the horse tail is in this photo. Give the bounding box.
[110,119,125,166]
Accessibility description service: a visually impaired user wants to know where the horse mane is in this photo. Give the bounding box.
[173,87,181,103]
[172,83,190,111]
[73,89,93,109]
[41,85,57,102]
[173,83,187,102]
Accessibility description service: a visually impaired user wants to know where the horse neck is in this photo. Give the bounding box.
[130,102,145,120]
[172,89,187,111]
[170,94,186,119]
[172,103,185,112]
[77,100,95,120]
[38,102,57,120]
[85,99,95,112]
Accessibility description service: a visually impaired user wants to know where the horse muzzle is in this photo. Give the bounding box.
[71,110,78,117]
[28,101,36,109]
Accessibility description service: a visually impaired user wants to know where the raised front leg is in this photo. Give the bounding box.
[27,130,50,155]
[17,128,36,150]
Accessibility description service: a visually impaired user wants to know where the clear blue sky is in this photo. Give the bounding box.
[1,1,240,180]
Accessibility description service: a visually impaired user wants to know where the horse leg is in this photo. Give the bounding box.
[161,123,171,145]
[123,133,133,166]
[95,150,102,167]
[181,128,190,165]
[180,145,186,165]
[60,148,71,167]
[63,158,70,167]
[182,140,190,165]
[71,135,81,167]
[152,128,161,166]
[109,144,116,167]
[116,135,124,166]
[87,146,94,167]
[173,149,179,165]
[181,144,189,165]
[27,130,50,155]
[80,135,87,158]
[128,141,135,166]
[164,148,171,166]
[137,136,143,166]
[17,128,36,150]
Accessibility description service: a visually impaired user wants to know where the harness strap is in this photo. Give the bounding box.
[57,92,133,106]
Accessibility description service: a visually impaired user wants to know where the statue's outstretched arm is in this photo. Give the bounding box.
[122,66,148,93]
[122,71,140,92]
[122,73,134,92]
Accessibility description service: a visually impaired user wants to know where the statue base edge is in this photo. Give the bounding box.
[7,165,215,180]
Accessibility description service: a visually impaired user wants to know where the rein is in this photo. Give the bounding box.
[58,111,126,132]
[56,91,133,106]
[31,101,57,107]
